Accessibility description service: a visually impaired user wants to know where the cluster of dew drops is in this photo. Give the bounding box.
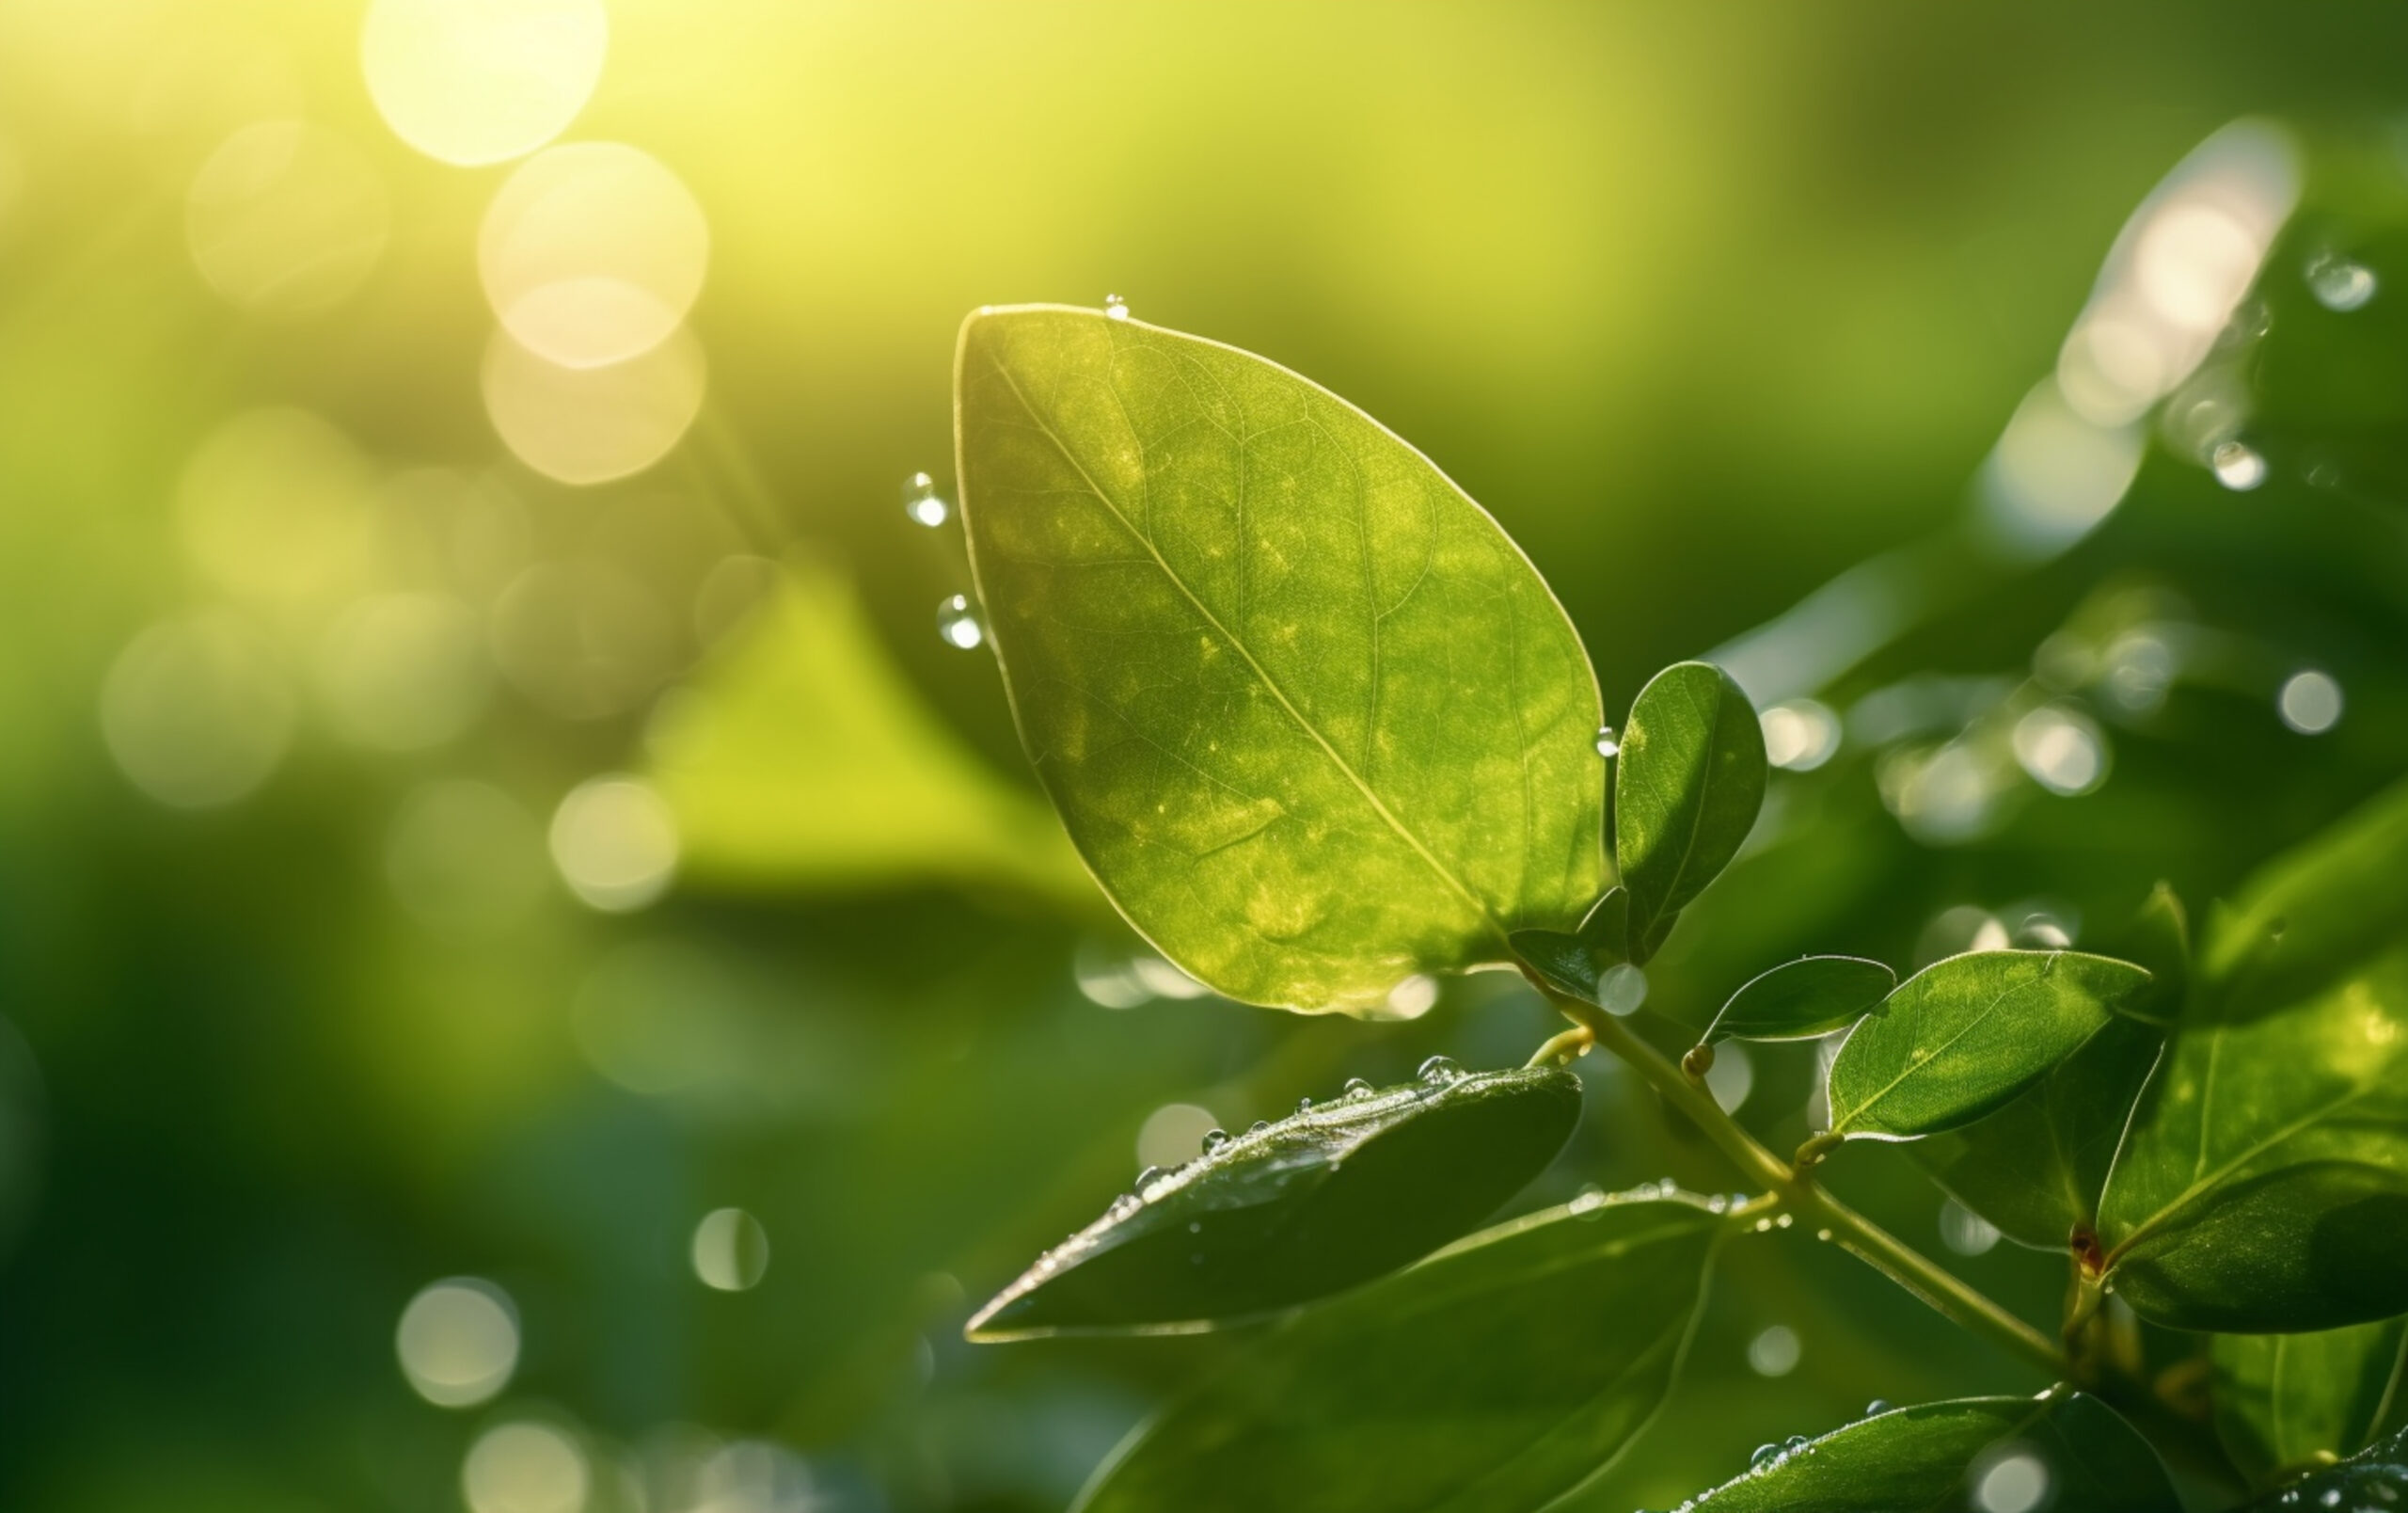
[1632,1403,1899,1513]
[908,295,1138,653]
[1108,1057,1466,1217]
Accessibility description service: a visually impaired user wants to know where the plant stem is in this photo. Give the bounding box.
[1530,976,2067,1378]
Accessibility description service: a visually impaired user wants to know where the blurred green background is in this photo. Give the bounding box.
[6,3,2408,1509]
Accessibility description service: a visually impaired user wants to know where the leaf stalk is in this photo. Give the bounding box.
[1528,972,2067,1378]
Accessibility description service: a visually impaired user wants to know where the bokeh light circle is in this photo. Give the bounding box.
[480,142,708,368]
[550,774,679,912]
[316,592,490,751]
[186,120,388,318]
[177,407,375,612]
[483,325,706,486]
[690,1207,770,1292]
[395,1276,519,1408]
[385,780,550,935]
[462,1420,588,1513]
[363,0,608,167]
[101,613,295,809]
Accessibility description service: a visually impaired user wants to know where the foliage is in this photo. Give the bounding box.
[955,307,2408,1511]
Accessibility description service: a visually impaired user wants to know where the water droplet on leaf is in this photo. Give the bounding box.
[1417,1055,1464,1084]
[2212,439,2268,491]
[1103,293,1130,321]
[936,594,985,649]
[1594,725,1620,757]
[900,470,950,527]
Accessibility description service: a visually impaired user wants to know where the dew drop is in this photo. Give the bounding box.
[2307,252,2379,312]
[2212,440,2268,491]
[1103,293,1130,321]
[1417,1055,1464,1084]
[1248,1120,1269,1135]
[1133,1165,1164,1189]
[1750,1444,1779,1470]
[1594,725,1621,757]
[1865,1399,1892,1416]
[936,594,986,649]
[900,470,950,527]
[1201,1127,1228,1152]
[1341,1076,1373,1098]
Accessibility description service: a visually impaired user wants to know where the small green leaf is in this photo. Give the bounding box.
[1615,661,1766,960]
[2238,1423,2408,1511]
[2213,1319,2408,1489]
[966,1064,1580,1339]
[1673,1391,2178,1512]
[1073,1194,1719,1513]
[2097,939,2408,1331]
[1911,889,2190,1250]
[1705,956,1895,1044]
[1826,951,2151,1140]
[956,306,1607,1012]
[1510,885,1629,1003]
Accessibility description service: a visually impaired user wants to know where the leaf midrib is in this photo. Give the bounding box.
[981,343,1508,948]
[2105,1063,2391,1266]
[1837,967,2055,1134]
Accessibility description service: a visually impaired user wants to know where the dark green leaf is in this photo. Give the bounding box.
[1670,1391,2178,1513]
[2238,1423,2408,1511]
[1510,885,1628,1003]
[2119,881,2192,1024]
[1614,661,1766,960]
[2201,778,2408,1021]
[1074,1194,1719,1513]
[2097,937,2408,1331]
[1911,889,2189,1250]
[2213,1318,2407,1488]
[956,306,1606,1012]
[1912,1016,2162,1250]
[966,1064,1580,1339]
[1826,951,2151,1140]
[1705,955,1894,1044]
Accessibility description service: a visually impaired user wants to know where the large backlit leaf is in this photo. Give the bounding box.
[647,554,1095,902]
[2212,1318,2407,1488]
[2199,777,2408,1020]
[1074,1195,1719,1513]
[2099,786,2408,1331]
[1614,661,1766,960]
[1825,951,2150,1140]
[1911,890,2189,1250]
[1704,955,1894,1044]
[956,306,1605,1011]
[965,1063,1579,1339]
[2097,938,2408,1330]
[1670,1391,2178,1513]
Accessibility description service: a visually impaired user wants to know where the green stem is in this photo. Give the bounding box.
[1531,976,2067,1379]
